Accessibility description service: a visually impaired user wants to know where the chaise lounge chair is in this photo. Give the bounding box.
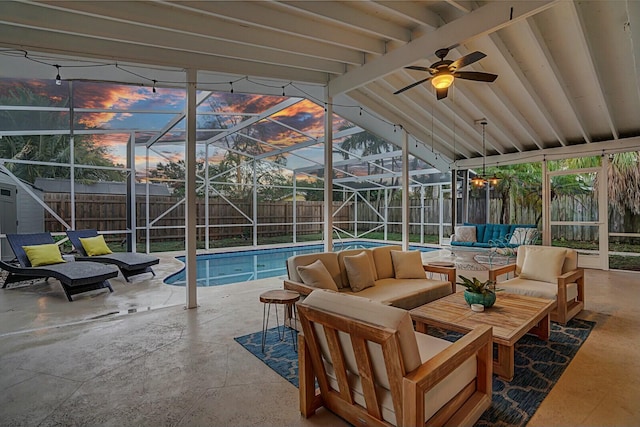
[66,229,159,282]
[1,233,117,301]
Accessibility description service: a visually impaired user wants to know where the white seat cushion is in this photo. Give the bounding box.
[499,276,578,301]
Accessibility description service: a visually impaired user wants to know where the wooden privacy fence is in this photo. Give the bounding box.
[44,194,350,242]
[44,193,635,243]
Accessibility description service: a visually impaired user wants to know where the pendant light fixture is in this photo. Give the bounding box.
[471,120,500,187]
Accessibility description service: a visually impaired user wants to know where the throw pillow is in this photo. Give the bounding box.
[509,227,537,245]
[454,225,477,242]
[343,251,375,292]
[390,250,426,279]
[22,243,65,267]
[297,259,339,291]
[79,235,113,256]
[519,246,567,283]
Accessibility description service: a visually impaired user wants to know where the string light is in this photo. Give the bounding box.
[229,81,234,93]
[54,65,62,86]
[152,79,157,93]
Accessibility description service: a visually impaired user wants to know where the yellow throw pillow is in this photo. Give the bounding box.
[519,246,567,284]
[79,235,113,256]
[22,243,65,267]
[343,252,375,292]
[297,259,339,291]
[390,250,426,279]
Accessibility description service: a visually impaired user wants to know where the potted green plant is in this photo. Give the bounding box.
[457,275,497,308]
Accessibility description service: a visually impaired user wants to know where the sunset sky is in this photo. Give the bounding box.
[0,79,354,177]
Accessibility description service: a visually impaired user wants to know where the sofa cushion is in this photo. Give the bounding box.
[287,253,344,288]
[390,250,426,279]
[352,278,452,310]
[483,224,511,243]
[338,249,377,287]
[371,245,402,279]
[454,225,477,242]
[519,246,567,283]
[499,277,579,302]
[297,259,339,291]
[302,289,421,390]
[344,252,376,292]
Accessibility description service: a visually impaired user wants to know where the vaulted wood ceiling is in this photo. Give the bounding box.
[1,0,639,172]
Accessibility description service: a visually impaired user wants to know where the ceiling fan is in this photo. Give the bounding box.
[393,48,498,100]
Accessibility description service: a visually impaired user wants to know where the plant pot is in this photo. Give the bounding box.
[463,289,496,308]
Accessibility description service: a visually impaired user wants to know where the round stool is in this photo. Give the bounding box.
[259,290,300,353]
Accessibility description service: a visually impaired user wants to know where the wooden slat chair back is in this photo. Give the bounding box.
[297,290,493,427]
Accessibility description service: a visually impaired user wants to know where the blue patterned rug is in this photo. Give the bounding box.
[235,318,594,427]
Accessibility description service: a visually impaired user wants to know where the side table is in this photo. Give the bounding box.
[259,289,300,353]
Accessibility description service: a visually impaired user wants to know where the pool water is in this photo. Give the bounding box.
[164,241,439,287]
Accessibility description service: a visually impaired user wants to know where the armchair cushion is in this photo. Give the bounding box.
[498,276,579,301]
[519,246,567,283]
[390,250,425,279]
[344,252,376,292]
[297,259,339,291]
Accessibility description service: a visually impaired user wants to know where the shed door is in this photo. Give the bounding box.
[0,183,17,261]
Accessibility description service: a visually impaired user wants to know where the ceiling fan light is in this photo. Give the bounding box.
[431,73,454,89]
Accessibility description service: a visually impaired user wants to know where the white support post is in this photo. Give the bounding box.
[69,81,75,231]
[384,189,388,241]
[439,184,445,245]
[420,185,425,244]
[293,171,297,244]
[145,146,150,254]
[542,159,551,246]
[205,143,210,250]
[128,131,137,253]
[599,155,609,270]
[185,68,198,310]
[401,130,409,251]
[323,90,334,252]
[354,192,358,238]
[253,160,258,246]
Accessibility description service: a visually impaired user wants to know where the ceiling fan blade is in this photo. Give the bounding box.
[449,51,486,71]
[405,65,437,73]
[453,71,498,82]
[436,87,448,100]
[393,77,432,95]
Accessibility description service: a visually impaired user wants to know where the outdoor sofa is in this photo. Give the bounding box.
[66,229,159,281]
[451,223,538,249]
[284,244,455,310]
[1,232,118,301]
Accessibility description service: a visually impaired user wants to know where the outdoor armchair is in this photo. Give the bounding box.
[297,289,493,427]
[66,229,159,282]
[2,232,117,301]
[489,245,585,324]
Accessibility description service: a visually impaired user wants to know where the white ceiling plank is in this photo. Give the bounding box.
[38,0,363,65]
[328,0,559,96]
[0,25,329,85]
[373,1,442,28]
[570,2,618,140]
[488,32,567,147]
[524,18,591,144]
[279,1,411,42]
[445,1,473,14]
[162,0,386,54]
[1,3,345,75]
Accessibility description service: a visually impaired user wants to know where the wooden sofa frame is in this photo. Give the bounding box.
[297,300,493,427]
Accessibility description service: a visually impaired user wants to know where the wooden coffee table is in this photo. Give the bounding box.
[410,292,555,381]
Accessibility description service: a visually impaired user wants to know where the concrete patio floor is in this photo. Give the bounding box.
[0,251,638,426]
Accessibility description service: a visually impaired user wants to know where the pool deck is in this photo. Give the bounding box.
[0,248,638,426]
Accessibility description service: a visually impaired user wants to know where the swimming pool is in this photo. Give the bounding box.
[164,241,439,287]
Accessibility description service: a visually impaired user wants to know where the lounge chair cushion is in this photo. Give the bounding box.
[79,235,113,256]
[390,250,425,279]
[519,246,567,283]
[343,252,375,292]
[22,244,65,267]
[297,259,339,291]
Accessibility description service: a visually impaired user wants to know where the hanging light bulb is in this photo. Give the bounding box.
[54,65,62,86]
